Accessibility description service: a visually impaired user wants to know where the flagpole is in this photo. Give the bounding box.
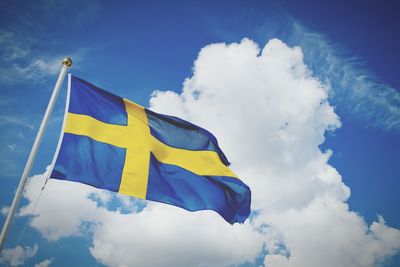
[0,58,72,252]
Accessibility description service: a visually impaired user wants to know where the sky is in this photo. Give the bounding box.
[0,0,399,266]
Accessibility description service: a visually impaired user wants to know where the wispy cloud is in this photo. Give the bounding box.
[0,244,38,267]
[0,0,93,86]
[0,0,95,182]
[34,258,54,267]
[0,29,87,85]
[7,144,17,151]
[0,29,57,84]
[288,22,400,132]
[0,157,21,177]
[202,8,400,132]
[0,115,34,130]
[0,30,30,61]
[1,206,10,216]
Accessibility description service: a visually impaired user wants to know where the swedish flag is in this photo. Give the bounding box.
[50,75,251,224]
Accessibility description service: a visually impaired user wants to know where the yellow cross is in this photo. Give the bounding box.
[64,99,237,199]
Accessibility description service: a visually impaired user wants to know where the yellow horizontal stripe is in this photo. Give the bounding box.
[150,136,237,178]
[64,113,129,148]
[65,111,237,185]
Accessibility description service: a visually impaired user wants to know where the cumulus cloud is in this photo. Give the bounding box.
[19,166,109,241]
[20,38,400,267]
[147,38,400,266]
[91,204,262,267]
[209,11,400,132]
[261,199,400,267]
[0,244,38,266]
[23,169,262,267]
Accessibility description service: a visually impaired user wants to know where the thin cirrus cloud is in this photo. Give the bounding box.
[288,22,400,132]
[0,0,99,86]
[0,29,59,85]
[0,28,88,86]
[204,12,400,132]
[0,244,38,267]
[0,115,35,130]
[18,38,400,267]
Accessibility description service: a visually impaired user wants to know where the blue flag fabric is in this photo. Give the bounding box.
[50,75,251,224]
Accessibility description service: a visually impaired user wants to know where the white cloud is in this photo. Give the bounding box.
[20,38,400,267]
[0,244,38,266]
[19,166,109,241]
[146,38,400,266]
[0,115,35,130]
[208,12,400,132]
[13,58,61,80]
[0,30,30,61]
[0,0,95,86]
[0,29,54,84]
[90,204,263,267]
[289,23,400,132]
[7,144,17,151]
[0,29,88,85]
[22,170,263,267]
[1,205,10,216]
[34,258,54,267]
[261,198,400,267]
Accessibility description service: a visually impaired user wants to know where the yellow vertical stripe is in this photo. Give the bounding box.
[118,99,151,199]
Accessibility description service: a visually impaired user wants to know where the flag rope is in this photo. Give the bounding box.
[7,179,48,267]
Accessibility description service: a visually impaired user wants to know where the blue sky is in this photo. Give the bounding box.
[0,1,399,266]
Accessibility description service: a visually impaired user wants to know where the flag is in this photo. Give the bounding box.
[50,75,251,224]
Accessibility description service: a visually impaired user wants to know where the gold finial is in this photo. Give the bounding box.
[62,57,73,67]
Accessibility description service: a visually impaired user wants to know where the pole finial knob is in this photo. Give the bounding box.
[62,57,73,67]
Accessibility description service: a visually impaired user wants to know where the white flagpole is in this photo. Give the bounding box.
[0,58,72,252]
